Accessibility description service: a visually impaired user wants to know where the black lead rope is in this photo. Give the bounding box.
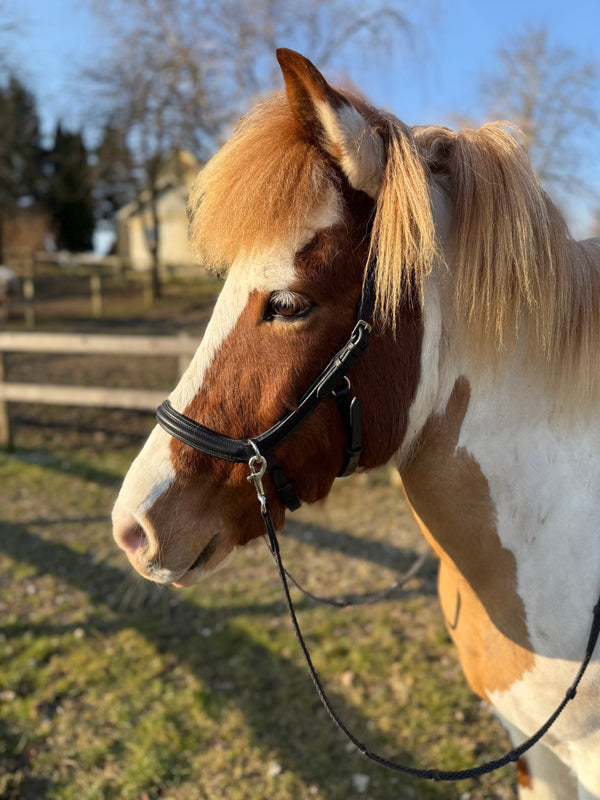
[274,541,430,608]
[260,504,600,782]
[156,261,600,779]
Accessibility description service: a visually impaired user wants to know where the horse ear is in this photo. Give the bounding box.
[276,48,384,198]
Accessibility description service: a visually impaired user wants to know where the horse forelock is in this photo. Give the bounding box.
[186,93,337,274]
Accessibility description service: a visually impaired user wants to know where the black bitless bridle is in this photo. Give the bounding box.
[157,281,375,509]
[156,273,600,784]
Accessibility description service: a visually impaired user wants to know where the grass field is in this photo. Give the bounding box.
[0,277,518,800]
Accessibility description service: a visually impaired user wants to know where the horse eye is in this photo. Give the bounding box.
[265,291,313,321]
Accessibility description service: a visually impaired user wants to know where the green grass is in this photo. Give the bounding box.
[0,447,517,800]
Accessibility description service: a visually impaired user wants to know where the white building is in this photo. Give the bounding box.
[116,151,201,272]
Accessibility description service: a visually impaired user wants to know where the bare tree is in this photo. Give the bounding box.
[0,2,20,77]
[87,0,418,297]
[476,26,600,215]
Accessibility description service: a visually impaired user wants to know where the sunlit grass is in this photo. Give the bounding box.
[0,450,516,800]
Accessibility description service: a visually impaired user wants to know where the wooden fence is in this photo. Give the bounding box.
[16,265,148,328]
[0,331,198,449]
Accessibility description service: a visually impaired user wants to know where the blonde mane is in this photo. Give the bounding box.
[188,91,600,407]
[371,118,600,406]
[187,94,333,272]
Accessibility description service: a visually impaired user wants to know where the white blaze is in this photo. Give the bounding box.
[113,193,341,524]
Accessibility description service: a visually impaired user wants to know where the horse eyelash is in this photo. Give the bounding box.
[272,290,301,308]
[264,290,313,321]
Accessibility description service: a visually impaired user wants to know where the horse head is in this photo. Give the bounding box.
[112,50,428,586]
[113,47,594,590]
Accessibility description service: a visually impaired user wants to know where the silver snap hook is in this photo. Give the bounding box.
[247,440,268,511]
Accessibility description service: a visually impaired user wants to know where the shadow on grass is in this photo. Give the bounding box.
[0,518,460,799]
[0,717,53,800]
[5,449,129,487]
[286,517,437,582]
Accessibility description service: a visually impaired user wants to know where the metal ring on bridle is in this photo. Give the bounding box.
[247,440,267,477]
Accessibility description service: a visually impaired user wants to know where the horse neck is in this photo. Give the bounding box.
[397,274,600,642]
[397,262,576,466]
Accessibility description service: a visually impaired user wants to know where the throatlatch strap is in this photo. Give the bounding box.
[267,453,301,511]
[332,381,363,477]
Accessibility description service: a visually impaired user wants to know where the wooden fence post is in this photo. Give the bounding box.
[23,265,35,329]
[143,270,154,307]
[0,351,12,451]
[90,274,103,318]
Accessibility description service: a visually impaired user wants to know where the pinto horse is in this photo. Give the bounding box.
[113,50,600,798]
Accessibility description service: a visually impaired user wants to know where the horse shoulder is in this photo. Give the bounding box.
[400,375,538,699]
[400,370,600,724]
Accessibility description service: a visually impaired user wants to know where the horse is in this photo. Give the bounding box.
[112,49,600,798]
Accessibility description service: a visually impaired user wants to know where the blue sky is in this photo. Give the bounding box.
[4,0,600,234]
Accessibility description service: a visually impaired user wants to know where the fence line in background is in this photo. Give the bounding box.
[18,271,143,329]
[0,331,198,450]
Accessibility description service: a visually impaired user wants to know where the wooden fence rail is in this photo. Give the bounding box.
[0,331,198,449]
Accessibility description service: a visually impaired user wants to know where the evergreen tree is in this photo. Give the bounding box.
[0,75,44,259]
[46,125,95,252]
[93,121,136,221]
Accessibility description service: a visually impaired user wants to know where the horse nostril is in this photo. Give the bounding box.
[115,520,148,556]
